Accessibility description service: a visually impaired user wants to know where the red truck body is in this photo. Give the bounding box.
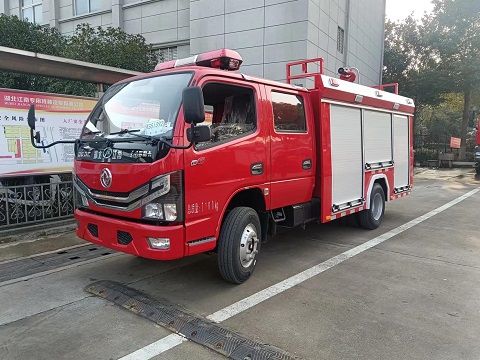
[475,118,480,174]
[476,118,480,146]
[70,49,415,282]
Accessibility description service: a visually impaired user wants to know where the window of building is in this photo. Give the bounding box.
[154,47,178,63]
[74,0,101,16]
[195,83,256,150]
[337,26,345,54]
[22,0,42,24]
[271,92,306,133]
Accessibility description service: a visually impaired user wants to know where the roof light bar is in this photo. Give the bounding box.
[154,49,243,72]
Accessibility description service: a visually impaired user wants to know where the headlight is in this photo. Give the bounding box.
[141,171,183,221]
[144,203,164,219]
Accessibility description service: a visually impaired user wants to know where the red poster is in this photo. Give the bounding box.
[450,137,461,149]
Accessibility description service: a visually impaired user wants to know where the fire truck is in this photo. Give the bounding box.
[27,49,414,283]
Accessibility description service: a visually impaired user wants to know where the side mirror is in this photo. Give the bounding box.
[27,104,41,144]
[187,126,211,143]
[27,104,36,130]
[182,86,205,124]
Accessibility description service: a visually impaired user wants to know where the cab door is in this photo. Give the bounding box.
[183,77,268,244]
[267,87,315,209]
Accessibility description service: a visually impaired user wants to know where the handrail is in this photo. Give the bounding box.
[372,83,399,95]
[286,58,325,89]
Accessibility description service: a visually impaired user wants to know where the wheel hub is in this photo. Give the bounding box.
[372,192,383,221]
[239,223,259,268]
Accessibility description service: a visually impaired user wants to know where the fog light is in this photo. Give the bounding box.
[144,203,163,219]
[147,237,170,250]
[164,204,177,221]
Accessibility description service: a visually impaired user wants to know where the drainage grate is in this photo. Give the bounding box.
[87,223,98,237]
[86,280,301,360]
[0,246,113,284]
[117,231,133,245]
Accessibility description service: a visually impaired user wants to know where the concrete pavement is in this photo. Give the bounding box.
[1,168,479,360]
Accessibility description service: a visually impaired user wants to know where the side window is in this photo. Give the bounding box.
[271,92,307,133]
[195,83,256,150]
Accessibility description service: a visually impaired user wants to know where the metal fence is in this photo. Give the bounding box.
[414,132,477,164]
[0,178,75,230]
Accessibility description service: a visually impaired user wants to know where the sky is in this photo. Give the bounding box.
[385,0,434,21]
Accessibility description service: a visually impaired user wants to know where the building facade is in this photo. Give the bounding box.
[0,0,386,85]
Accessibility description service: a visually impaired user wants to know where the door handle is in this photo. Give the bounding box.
[302,159,312,170]
[251,162,264,175]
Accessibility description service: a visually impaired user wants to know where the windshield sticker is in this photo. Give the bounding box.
[145,118,173,136]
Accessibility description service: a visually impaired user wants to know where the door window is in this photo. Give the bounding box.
[271,92,307,133]
[196,83,256,150]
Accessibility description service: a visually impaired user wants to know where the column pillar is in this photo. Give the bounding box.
[0,0,9,15]
[112,0,123,29]
[49,0,59,28]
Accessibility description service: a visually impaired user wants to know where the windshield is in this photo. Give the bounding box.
[81,72,193,140]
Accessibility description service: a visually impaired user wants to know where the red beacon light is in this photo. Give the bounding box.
[338,67,358,83]
[154,49,243,71]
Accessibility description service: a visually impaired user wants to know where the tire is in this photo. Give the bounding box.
[359,184,385,230]
[217,207,261,284]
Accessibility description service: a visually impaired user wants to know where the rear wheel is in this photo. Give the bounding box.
[217,207,261,284]
[359,184,385,230]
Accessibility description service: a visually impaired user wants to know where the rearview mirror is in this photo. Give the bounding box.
[27,104,36,130]
[187,126,211,143]
[182,86,205,124]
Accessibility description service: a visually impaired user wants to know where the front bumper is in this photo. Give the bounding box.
[75,209,185,260]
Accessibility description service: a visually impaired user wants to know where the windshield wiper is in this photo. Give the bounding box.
[109,129,160,144]
[110,128,193,149]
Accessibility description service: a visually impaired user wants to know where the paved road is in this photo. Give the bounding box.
[1,169,479,360]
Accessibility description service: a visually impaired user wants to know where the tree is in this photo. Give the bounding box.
[0,17,157,97]
[64,24,157,73]
[0,14,67,92]
[424,0,480,159]
[382,17,448,110]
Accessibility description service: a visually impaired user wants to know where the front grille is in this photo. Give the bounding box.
[117,231,133,245]
[90,189,131,197]
[88,224,98,237]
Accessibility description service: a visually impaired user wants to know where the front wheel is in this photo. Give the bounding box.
[217,207,261,284]
[359,184,385,230]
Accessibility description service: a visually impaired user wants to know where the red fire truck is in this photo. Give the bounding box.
[27,49,414,283]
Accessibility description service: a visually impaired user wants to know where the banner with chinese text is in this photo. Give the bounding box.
[0,89,97,177]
